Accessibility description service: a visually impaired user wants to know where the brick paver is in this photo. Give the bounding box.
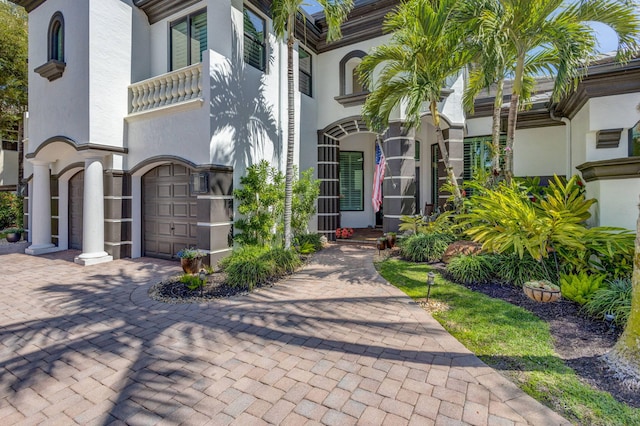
[0,244,570,425]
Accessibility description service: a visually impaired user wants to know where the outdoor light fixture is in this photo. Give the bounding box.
[198,270,206,297]
[605,313,616,333]
[426,272,436,302]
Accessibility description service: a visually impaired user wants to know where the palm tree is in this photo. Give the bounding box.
[272,0,353,249]
[606,194,640,388]
[466,0,639,183]
[359,0,472,204]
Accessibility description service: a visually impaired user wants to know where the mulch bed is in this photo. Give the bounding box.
[148,271,271,304]
[464,281,639,408]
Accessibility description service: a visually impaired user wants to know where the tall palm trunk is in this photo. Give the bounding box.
[491,77,504,180]
[505,55,524,184]
[283,20,295,249]
[608,194,640,385]
[430,101,462,205]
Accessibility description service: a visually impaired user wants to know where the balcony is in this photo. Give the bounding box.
[127,63,204,119]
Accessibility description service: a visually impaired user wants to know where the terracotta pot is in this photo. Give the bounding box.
[523,285,561,303]
[376,239,387,251]
[180,257,202,274]
[386,234,396,248]
[5,232,21,243]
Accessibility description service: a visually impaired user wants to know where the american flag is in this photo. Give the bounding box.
[372,142,385,212]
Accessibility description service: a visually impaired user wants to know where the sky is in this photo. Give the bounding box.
[301,1,623,54]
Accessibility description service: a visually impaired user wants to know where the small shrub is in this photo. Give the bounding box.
[265,247,302,276]
[583,278,632,326]
[398,232,455,262]
[220,245,301,290]
[560,272,606,305]
[179,273,204,290]
[445,254,495,284]
[294,233,323,253]
[492,253,549,287]
[0,192,21,230]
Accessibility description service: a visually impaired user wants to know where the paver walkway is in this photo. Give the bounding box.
[0,244,570,425]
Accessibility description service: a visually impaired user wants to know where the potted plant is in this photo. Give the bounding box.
[523,280,561,303]
[176,247,205,274]
[385,232,396,248]
[376,236,388,251]
[3,227,23,243]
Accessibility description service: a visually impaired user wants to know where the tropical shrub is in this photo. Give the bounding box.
[220,245,302,290]
[234,161,320,247]
[234,162,284,246]
[0,192,21,230]
[294,233,323,254]
[445,254,495,284]
[492,252,549,287]
[180,273,204,290]
[560,272,606,305]
[583,278,632,326]
[398,232,455,262]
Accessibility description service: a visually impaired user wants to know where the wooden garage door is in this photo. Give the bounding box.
[143,164,198,259]
[69,171,84,250]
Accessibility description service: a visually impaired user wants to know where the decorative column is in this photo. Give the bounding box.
[25,160,58,255]
[383,122,416,232]
[74,154,113,265]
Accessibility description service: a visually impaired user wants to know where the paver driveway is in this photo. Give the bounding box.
[0,244,569,425]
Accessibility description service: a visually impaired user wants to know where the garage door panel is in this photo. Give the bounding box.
[174,183,188,198]
[173,203,188,217]
[172,223,189,238]
[143,164,198,259]
[157,203,171,217]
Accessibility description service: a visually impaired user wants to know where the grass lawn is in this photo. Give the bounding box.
[376,258,640,426]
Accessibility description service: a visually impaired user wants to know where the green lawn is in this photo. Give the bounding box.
[376,258,640,426]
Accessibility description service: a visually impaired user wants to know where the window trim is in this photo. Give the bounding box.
[339,151,364,212]
[48,11,64,62]
[35,11,66,81]
[169,8,207,72]
[243,6,267,72]
[298,47,312,97]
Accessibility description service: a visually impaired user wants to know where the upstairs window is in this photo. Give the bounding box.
[339,50,367,96]
[244,7,266,71]
[170,10,207,71]
[630,120,640,157]
[48,12,64,62]
[299,48,312,97]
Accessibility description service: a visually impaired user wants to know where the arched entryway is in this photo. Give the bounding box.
[68,170,84,250]
[142,164,198,259]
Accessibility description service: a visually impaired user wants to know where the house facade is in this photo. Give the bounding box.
[11,0,640,266]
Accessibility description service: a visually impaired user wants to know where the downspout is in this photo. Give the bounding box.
[550,104,571,178]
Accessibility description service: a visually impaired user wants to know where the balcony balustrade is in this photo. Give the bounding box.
[129,63,203,114]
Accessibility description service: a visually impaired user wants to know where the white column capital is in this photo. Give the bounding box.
[27,158,51,167]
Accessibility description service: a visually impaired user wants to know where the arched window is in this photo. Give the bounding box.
[339,50,367,96]
[48,12,64,62]
[35,12,66,81]
[335,50,368,107]
[630,120,640,157]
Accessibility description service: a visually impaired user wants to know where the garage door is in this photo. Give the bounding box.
[69,171,84,250]
[143,164,198,259]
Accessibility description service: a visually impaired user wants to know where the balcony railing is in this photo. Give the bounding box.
[129,63,203,114]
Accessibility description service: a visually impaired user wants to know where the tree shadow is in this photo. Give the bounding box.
[0,246,553,424]
[208,29,279,176]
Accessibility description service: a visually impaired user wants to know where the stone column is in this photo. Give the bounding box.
[74,154,113,265]
[383,122,416,232]
[317,131,341,240]
[25,160,57,255]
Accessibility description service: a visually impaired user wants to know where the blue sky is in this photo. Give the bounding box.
[301,2,622,54]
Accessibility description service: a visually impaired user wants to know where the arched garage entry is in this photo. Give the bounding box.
[142,163,198,259]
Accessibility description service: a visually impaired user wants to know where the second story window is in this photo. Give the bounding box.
[299,48,312,97]
[630,120,640,157]
[170,10,207,71]
[48,12,64,62]
[244,7,266,71]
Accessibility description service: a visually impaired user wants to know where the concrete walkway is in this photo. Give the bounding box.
[0,244,570,425]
